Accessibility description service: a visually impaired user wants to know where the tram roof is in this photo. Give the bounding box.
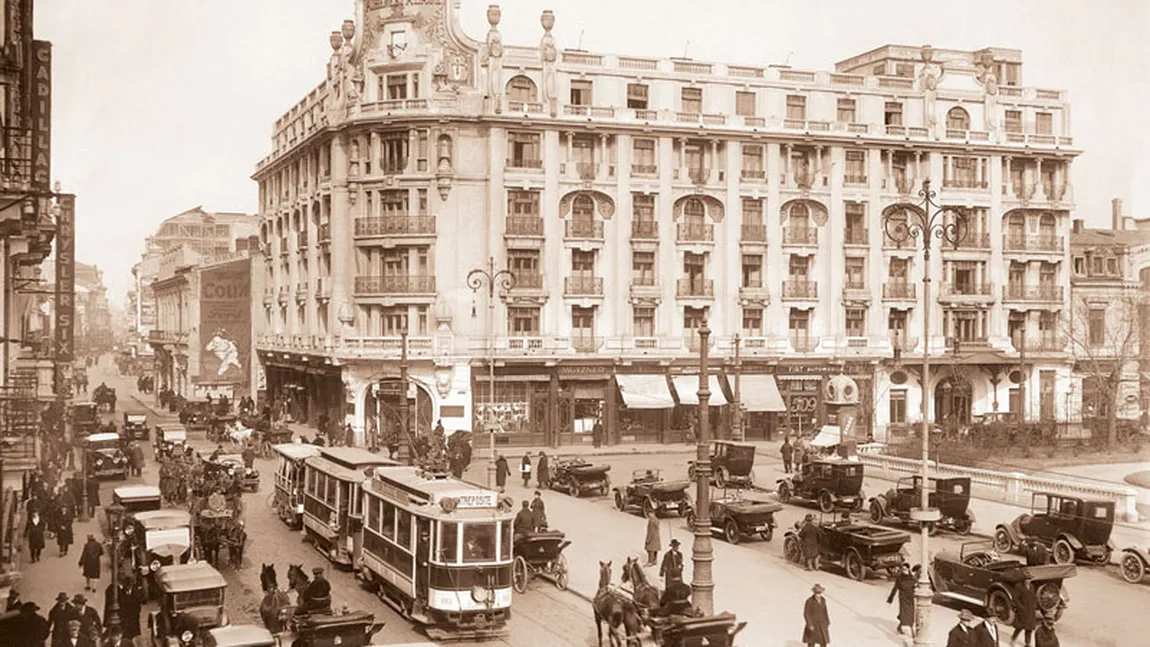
[367,465,506,513]
[156,562,227,592]
[318,446,398,469]
[273,443,322,461]
[306,455,382,482]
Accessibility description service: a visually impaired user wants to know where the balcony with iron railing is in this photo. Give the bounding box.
[572,335,600,353]
[676,278,714,298]
[564,104,616,118]
[354,275,436,296]
[741,224,767,243]
[782,227,818,246]
[565,219,604,240]
[843,228,868,246]
[676,222,714,243]
[843,174,868,186]
[789,334,819,352]
[1002,284,1064,302]
[939,282,994,299]
[782,280,818,300]
[506,217,544,236]
[354,216,436,237]
[741,168,766,182]
[510,273,544,289]
[1024,334,1067,352]
[882,282,917,300]
[506,157,544,170]
[564,276,604,296]
[1003,234,1064,253]
[631,164,658,177]
[631,220,658,239]
[946,232,991,250]
[842,281,868,298]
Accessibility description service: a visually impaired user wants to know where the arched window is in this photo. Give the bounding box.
[946,107,970,132]
[1007,212,1026,242]
[683,198,706,226]
[1039,213,1056,240]
[788,203,811,229]
[572,195,595,223]
[506,76,538,103]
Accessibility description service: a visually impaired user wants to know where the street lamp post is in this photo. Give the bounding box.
[467,257,517,489]
[105,501,127,634]
[399,328,411,465]
[882,179,967,647]
[731,333,743,441]
[691,319,715,615]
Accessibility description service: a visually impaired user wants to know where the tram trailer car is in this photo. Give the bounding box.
[359,465,514,641]
[301,447,398,567]
[272,443,322,529]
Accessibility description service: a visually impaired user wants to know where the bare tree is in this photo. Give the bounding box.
[1063,292,1142,447]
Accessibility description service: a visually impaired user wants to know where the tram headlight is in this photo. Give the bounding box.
[150,560,161,572]
[471,585,490,604]
[180,630,193,644]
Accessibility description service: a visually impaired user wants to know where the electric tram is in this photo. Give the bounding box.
[271,442,322,528]
[358,465,514,641]
[301,446,398,566]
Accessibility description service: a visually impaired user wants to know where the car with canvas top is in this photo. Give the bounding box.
[931,540,1076,623]
[613,468,692,517]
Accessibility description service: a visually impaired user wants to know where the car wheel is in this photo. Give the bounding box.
[993,527,1014,553]
[715,467,728,489]
[923,522,938,537]
[512,556,529,594]
[1121,553,1146,584]
[614,491,625,511]
[844,549,865,581]
[723,519,740,544]
[987,589,1016,625]
[953,517,973,536]
[818,490,835,513]
[1092,545,1113,566]
[869,501,884,524]
[568,478,580,497]
[1052,538,1075,565]
[642,498,657,518]
[783,536,801,563]
[760,526,774,542]
[1034,581,1061,612]
[851,493,865,512]
[777,482,792,503]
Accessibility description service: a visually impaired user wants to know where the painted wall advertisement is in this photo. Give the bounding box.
[198,258,250,387]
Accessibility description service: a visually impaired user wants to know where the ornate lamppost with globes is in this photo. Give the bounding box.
[882,179,967,646]
[467,257,517,489]
[691,319,715,615]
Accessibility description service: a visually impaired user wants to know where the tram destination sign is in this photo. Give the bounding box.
[448,492,498,509]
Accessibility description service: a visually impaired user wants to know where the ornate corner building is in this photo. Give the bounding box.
[254,0,1080,448]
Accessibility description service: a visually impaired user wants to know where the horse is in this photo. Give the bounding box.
[226,422,254,447]
[621,556,661,613]
[260,563,278,591]
[287,564,310,597]
[592,561,642,647]
[259,587,294,634]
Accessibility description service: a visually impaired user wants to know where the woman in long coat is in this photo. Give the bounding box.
[803,583,831,646]
[79,534,104,591]
[887,563,915,634]
[494,454,510,491]
[56,503,74,556]
[536,452,550,489]
[644,511,661,566]
[24,511,46,562]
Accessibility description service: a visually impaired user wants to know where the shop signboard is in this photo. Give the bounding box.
[198,258,251,386]
[54,195,75,396]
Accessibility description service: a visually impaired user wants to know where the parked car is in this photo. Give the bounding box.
[1120,544,1150,584]
[204,626,275,647]
[86,432,129,480]
[782,513,911,580]
[147,562,229,647]
[688,489,783,543]
[994,492,1115,565]
[931,540,1076,623]
[549,457,611,497]
[613,469,692,517]
[776,458,865,512]
[123,412,150,440]
[869,475,974,535]
[687,440,757,488]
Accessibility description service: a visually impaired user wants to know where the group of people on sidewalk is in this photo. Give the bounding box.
[2,579,143,647]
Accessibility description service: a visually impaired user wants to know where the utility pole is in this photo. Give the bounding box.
[691,319,715,615]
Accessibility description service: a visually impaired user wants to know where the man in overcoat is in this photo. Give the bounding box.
[494,454,509,492]
[644,511,661,566]
[659,538,684,585]
[802,583,830,646]
[1011,578,1038,646]
[974,609,1002,646]
[947,609,978,647]
[799,514,821,571]
[536,452,550,489]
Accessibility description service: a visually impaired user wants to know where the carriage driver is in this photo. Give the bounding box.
[513,500,535,543]
[299,567,333,616]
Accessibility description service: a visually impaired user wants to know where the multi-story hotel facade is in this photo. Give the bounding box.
[254,0,1080,447]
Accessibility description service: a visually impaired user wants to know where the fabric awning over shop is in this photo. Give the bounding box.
[616,374,675,409]
[810,425,842,447]
[671,375,729,407]
[738,374,786,412]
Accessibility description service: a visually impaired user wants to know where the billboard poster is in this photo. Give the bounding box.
[54,195,75,396]
[198,258,251,386]
[30,40,52,192]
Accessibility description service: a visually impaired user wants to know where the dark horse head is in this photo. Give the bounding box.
[287,564,310,592]
[260,563,277,592]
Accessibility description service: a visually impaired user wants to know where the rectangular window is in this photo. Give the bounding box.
[380,189,408,216]
[741,254,763,288]
[889,258,908,282]
[386,74,407,100]
[439,521,458,563]
[570,80,592,106]
[627,83,649,109]
[888,309,908,334]
[845,307,866,337]
[1005,110,1023,134]
[633,194,655,221]
[461,523,496,563]
[742,308,764,336]
[508,250,540,280]
[741,145,764,176]
[632,139,657,173]
[1107,257,1118,275]
[735,91,756,117]
[684,306,707,332]
[380,132,409,174]
[572,306,595,334]
[845,257,866,288]
[681,87,703,114]
[509,307,541,336]
[508,132,542,167]
[632,251,656,285]
[1073,256,1085,275]
[415,129,429,172]
[836,98,856,123]
[507,190,540,217]
[789,255,809,278]
[884,102,903,126]
[381,502,396,539]
[889,390,907,424]
[742,197,763,224]
[633,306,655,337]
[1036,112,1053,135]
[786,95,806,121]
[789,309,809,333]
[895,63,914,78]
[572,249,596,275]
[844,150,867,184]
[1088,308,1106,347]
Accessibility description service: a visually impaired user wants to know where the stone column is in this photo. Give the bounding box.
[329,134,354,339]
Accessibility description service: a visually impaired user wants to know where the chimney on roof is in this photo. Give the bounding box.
[1073,219,1083,234]
[1113,198,1124,230]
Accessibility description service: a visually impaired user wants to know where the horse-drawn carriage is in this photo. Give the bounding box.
[93,384,117,412]
[512,530,571,593]
[549,457,611,497]
[191,492,246,570]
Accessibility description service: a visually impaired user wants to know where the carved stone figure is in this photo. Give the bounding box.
[539,11,558,113]
[919,46,940,133]
[485,5,504,101]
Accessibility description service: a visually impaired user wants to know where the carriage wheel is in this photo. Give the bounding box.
[512,556,530,594]
[714,467,728,488]
[1121,553,1146,584]
[555,553,569,591]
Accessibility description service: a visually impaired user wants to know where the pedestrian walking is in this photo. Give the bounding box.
[644,511,661,565]
[781,436,794,474]
[84,478,99,519]
[887,563,915,636]
[947,609,978,647]
[127,441,144,477]
[536,451,550,489]
[78,535,103,591]
[47,593,76,645]
[659,538,684,585]
[116,576,143,640]
[1011,579,1037,646]
[494,454,509,492]
[974,609,1002,646]
[799,513,821,571]
[519,454,532,488]
[25,510,46,562]
[15,601,49,647]
[242,444,256,470]
[1034,614,1059,647]
[71,595,100,646]
[54,619,94,647]
[802,583,831,647]
[530,491,547,531]
[592,417,604,448]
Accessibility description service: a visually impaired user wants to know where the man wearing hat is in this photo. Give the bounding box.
[55,619,95,647]
[659,538,684,585]
[946,609,979,647]
[974,609,1001,646]
[300,567,332,615]
[15,600,49,647]
[1034,613,1060,647]
[799,514,821,571]
[102,625,133,647]
[802,583,830,647]
[47,593,78,646]
[71,594,101,646]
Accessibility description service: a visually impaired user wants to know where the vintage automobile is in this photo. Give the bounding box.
[869,475,975,535]
[124,412,150,440]
[782,514,911,580]
[687,490,783,544]
[289,610,386,647]
[687,440,757,488]
[155,424,189,461]
[71,402,101,436]
[93,384,117,412]
[613,469,692,517]
[549,457,611,497]
[179,400,213,432]
[204,626,275,647]
[1120,544,1150,584]
[131,509,194,599]
[650,612,747,647]
[147,562,229,647]
[930,540,1076,624]
[994,492,1115,565]
[111,485,164,522]
[776,458,866,513]
[86,431,129,480]
[208,453,259,492]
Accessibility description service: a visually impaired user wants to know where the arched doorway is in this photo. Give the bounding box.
[934,376,973,426]
[369,378,434,450]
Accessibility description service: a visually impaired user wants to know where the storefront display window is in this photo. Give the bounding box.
[473,381,533,433]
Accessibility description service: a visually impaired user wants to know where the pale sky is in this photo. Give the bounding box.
[36,0,1150,307]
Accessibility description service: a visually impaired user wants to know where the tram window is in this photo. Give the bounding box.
[382,502,396,539]
[397,510,412,549]
[463,523,497,563]
[324,476,337,506]
[499,520,511,561]
[306,469,317,493]
[367,497,380,531]
[439,521,459,563]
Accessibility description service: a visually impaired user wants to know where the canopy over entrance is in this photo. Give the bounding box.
[616,374,675,409]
